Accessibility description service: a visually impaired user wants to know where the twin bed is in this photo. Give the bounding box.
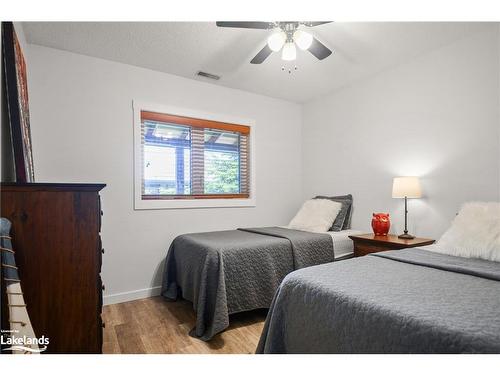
[162,226,360,340]
[257,246,500,353]
[162,199,500,353]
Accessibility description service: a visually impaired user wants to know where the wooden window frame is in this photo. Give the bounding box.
[133,101,256,210]
[141,111,250,135]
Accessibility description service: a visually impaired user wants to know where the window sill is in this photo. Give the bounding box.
[134,196,256,210]
[142,193,250,200]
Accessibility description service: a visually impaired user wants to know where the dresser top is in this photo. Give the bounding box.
[1,182,106,192]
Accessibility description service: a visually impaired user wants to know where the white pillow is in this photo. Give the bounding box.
[288,199,342,233]
[429,202,500,262]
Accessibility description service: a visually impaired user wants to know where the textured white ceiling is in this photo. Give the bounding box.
[23,22,495,103]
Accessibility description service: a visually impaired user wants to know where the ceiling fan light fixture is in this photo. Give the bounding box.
[281,42,297,61]
[267,31,286,52]
[294,30,313,50]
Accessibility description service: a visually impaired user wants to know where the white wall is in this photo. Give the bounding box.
[302,29,500,239]
[498,24,500,198]
[27,45,303,304]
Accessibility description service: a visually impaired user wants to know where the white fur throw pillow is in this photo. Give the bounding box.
[288,199,342,233]
[430,202,500,262]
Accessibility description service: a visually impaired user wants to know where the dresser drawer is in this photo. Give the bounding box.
[97,235,103,273]
[98,195,103,233]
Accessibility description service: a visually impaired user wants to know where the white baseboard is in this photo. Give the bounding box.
[103,286,162,306]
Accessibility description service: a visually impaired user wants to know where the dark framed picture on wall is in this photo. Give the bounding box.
[2,21,35,182]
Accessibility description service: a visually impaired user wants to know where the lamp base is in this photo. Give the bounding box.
[398,233,415,240]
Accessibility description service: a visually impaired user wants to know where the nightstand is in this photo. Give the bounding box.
[348,234,435,257]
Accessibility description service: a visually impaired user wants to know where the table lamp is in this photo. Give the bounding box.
[392,176,422,239]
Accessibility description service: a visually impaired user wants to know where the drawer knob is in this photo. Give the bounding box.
[101,248,105,254]
[102,284,105,291]
[102,322,106,328]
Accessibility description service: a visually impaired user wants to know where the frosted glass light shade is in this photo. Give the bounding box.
[392,177,422,198]
[282,42,297,61]
[294,30,313,50]
[267,32,286,52]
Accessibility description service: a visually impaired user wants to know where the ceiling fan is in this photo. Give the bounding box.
[216,21,333,64]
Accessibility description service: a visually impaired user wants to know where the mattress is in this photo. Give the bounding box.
[326,229,362,259]
[278,227,361,259]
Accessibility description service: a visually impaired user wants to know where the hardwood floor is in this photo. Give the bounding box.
[102,296,267,354]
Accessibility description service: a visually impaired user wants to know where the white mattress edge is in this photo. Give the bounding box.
[279,226,361,259]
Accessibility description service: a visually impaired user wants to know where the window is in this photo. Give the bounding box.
[134,103,254,209]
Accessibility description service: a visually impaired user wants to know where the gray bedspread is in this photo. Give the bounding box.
[161,227,334,341]
[257,248,500,353]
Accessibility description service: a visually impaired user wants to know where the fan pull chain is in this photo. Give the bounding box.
[281,65,298,74]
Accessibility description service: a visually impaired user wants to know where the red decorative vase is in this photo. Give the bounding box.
[371,213,390,236]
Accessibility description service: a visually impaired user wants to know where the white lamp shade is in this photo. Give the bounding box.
[267,31,286,52]
[281,42,297,61]
[294,30,313,50]
[392,177,422,198]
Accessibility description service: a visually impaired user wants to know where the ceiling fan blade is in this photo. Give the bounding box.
[308,37,332,60]
[250,45,273,64]
[304,21,332,27]
[216,21,274,29]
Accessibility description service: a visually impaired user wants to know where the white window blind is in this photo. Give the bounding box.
[141,111,250,200]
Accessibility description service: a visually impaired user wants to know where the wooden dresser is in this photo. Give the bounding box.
[0,183,106,353]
